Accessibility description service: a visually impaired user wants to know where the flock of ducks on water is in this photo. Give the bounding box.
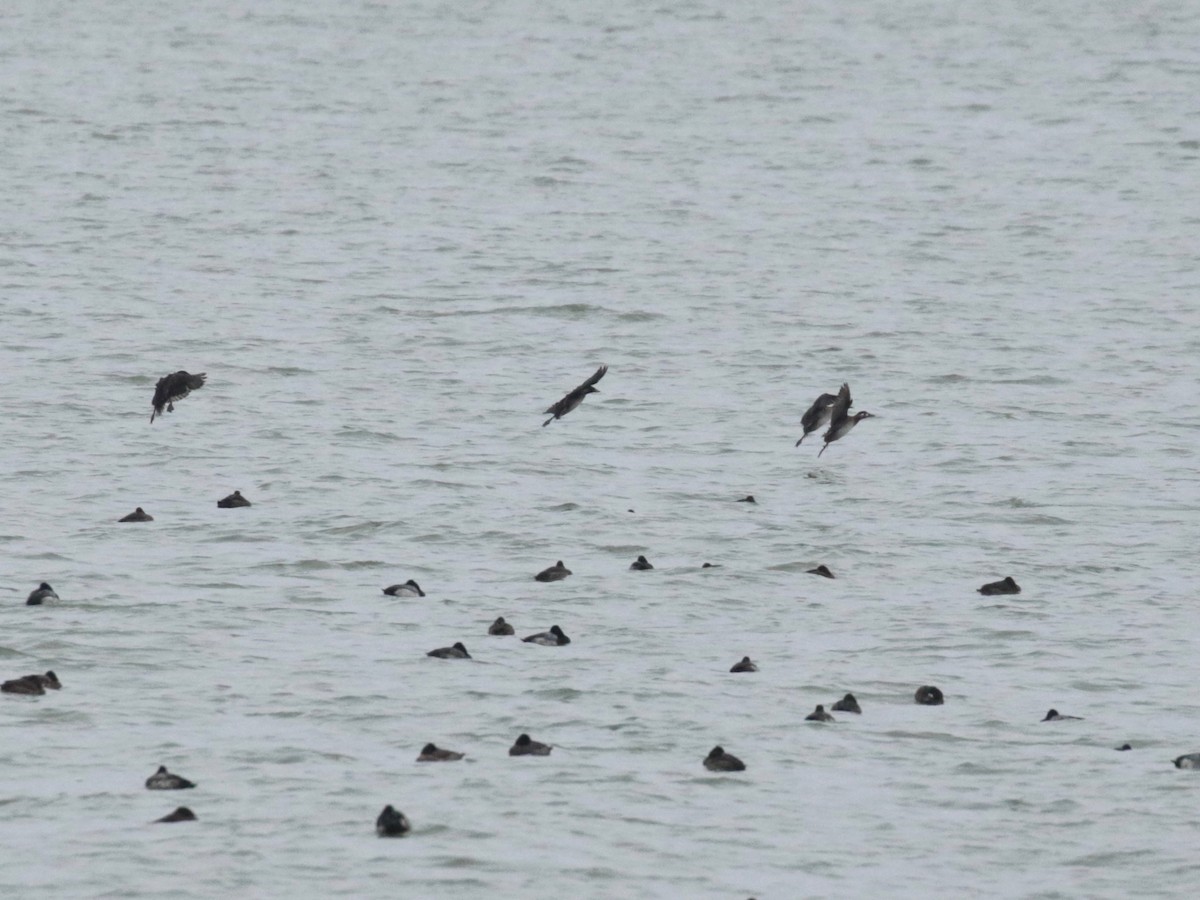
[11,367,1200,837]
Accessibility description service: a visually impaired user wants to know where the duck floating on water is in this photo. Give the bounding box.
[427,642,471,659]
[703,746,745,772]
[509,733,552,756]
[417,743,465,762]
[978,576,1020,595]
[26,582,59,606]
[729,656,758,673]
[831,693,861,713]
[146,766,196,790]
[805,704,835,722]
[155,807,197,823]
[522,625,570,646]
[488,616,515,635]
[119,507,153,522]
[535,561,572,582]
[376,805,411,836]
[630,555,653,570]
[383,579,425,597]
[217,490,251,508]
[1041,709,1082,722]
[915,685,944,705]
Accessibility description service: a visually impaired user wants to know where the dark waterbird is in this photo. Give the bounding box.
[831,693,861,714]
[817,383,874,458]
[729,656,758,673]
[542,364,606,426]
[1041,709,1082,722]
[383,579,425,597]
[376,805,411,836]
[417,743,464,762]
[703,746,745,772]
[795,392,838,446]
[26,582,59,605]
[805,704,835,722]
[217,490,251,508]
[509,733,552,756]
[427,642,471,659]
[2,676,45,695]
[534,561,572,582]
[522,625,570,646]
[915,685,944,706]
[630,555,654,570]
[119,507,153,522]
[150,371,206,423]
[155,807,197,823]
[488,616,515,635]
[978,576,1021,595]
[807,565,834,579]
[145,766,196,790]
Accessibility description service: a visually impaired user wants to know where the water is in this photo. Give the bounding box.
[3,0,1200,896]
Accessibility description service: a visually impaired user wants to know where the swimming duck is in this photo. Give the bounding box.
[831,693,861,713]
[488,616,515,635]
[1116,744,1133,751]
[150,371,206,423]
[417,743,465,762]
[119,507,153,522]
[737,495,756,504]
[729,656,758,673]
[145,766,196,790]
[978,576,1021,595]
[795,392,839,446]
[630,555,654,570]
[817,383,874,458]
[427,642,471,659]
[807,565,834,578]
[26,582,59,606]
[2,676,45,695]
[376,805,411,836]
[703,746,745,772]
[522,625,570,646]
[915,685,944,705]
[1173,753,1200,769]
[534,561,572,582]
[217,490,251,508]
[383,579,425,597]
[509,734,552,756]
[805,704,835,722]
[155,807,197,823]
[25,671,61,690]
[1041,709,1082,722]
[542,364,607,427]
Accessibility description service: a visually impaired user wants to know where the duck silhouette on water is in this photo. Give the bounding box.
[146,766,196,790]
[535,561,572,582]
[488,617,515,635]
[119,507,153,522]
[630,555,654,570]
[427,642,471,659]
[509,733,552,756]
[217,490,251,508]
[729,656,758,673]
[383,579,425,597]
[978,576,1021,595]
[417,743,464,762]
[26,583,59,606]
[522,625,570,646]
[831,693,861,713]
[376,805,411,836]
[703,746,746,772]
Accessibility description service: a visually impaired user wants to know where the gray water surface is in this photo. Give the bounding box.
[3,1,1200,897]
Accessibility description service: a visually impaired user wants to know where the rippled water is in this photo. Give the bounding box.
[4,0,1200,896]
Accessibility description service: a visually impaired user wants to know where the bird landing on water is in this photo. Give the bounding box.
[817,383,874,457]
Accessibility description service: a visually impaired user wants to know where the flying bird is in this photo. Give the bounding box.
[150,371,206,423]
[542,364,606,426]
[795,392,839,446]
[817,383,874,458]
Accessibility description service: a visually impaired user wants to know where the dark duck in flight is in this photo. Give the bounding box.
[543,364,606,426]
[795,392,838,446]
[150,371,206,423]
[817,383,874,458]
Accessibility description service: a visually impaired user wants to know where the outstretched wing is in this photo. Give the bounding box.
[581,364,607,389]
[800,392,837,431]
[825,383,852,432]
[150,371,207,422]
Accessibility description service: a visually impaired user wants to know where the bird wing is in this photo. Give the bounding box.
[826,383,852,430]
[800,392,838,430]
[581,364,607,389]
